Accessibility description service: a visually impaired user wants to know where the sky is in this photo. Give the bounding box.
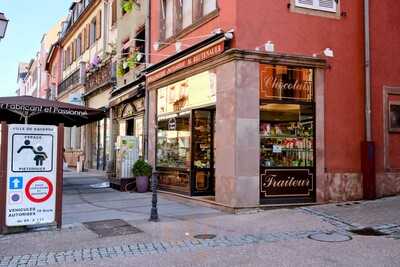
[0,0,71,97]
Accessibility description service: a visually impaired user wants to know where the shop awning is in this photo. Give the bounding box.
[0,96,106,127]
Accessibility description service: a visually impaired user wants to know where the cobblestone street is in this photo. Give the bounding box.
[0,175,399,267]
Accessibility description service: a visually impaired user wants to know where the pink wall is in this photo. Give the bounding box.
[235,0,365,173]
[150,0,400,175]
[370,0,400,172]
[150,0,237,64]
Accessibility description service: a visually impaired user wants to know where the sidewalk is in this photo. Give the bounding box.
[0,172,399,267]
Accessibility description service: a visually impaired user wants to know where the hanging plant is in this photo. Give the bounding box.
[117,62,125,77]
[121,0,140,13]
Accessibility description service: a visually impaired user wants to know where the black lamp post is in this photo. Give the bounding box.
[0,12,9,40]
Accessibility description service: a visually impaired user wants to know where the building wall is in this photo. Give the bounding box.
[116,0,146,87]
[235,0,365,174]
[62,0,105,80]
[149,0,237,64]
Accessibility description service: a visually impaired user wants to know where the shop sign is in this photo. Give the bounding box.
[260,168,314,198]
[260,64,313,102]
[147,41,224,84]
[6,125,58,226]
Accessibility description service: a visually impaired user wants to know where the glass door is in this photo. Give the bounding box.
[191,109,215,196]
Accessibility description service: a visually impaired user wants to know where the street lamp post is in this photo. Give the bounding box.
[0,12,9,40]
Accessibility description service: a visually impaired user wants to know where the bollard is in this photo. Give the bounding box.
[149,171,159,222]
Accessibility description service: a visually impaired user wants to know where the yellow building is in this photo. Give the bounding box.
[58,0,117,169]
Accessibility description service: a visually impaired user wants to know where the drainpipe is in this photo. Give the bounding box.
[361,0,376,200]
[144,0,151,161]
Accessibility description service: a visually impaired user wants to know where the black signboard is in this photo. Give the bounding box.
[260,168,315,204]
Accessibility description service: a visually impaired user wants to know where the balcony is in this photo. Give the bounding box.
[85,60,115,93]
[59,68,82,95]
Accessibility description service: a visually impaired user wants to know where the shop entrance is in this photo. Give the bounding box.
[191,109,215,196]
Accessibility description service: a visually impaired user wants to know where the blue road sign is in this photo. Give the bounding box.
[9,177,23,190]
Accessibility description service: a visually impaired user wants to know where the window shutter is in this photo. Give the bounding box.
[71,42,75,62]
[112,0,117,25]
[174,0,183,33]
[85,24,90,49]
[317,0,336,12]
[159,0,166,41]
[295,0,337,13]
[96,10,102,40]
[83,28,87,51]
[193,0,202,21]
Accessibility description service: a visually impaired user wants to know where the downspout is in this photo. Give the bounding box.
[362,0,376,200]
[364,0,372,141]
[144,0,151,160]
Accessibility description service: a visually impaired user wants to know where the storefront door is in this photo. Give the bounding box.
[191,109,215,196]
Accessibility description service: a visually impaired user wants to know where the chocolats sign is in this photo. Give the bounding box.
[259,64,313,101]
[147,41,224,84]
[260,169,314,198]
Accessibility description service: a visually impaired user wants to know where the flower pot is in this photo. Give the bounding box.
[136,176,148,193]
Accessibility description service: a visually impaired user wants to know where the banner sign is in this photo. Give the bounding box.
[260,168,314,199]
[6,124,58,226]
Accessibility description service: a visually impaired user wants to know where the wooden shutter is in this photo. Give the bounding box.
[83,28,87,51]
[159,0,166,41]
[193,0,202,21]
[85,24,90,49]
[96,10,102,40]
[71,42,75,62]
[174,0,183,33]
[112,0,117,26]
[295,0,337,13]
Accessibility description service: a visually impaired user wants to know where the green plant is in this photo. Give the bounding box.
[132,159,153,177]
[117,62,125,77]
[121,0,140,13]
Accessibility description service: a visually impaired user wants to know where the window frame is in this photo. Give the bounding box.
[291,0,340,18]
[158,0,219,45]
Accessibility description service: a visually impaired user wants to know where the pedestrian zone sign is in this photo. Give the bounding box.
[6,125,58,227]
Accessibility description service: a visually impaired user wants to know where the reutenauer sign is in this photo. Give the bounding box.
[6,124,58,226]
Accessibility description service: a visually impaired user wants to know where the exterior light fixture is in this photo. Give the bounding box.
[323,48,334,57]
[153,41,160,51]
[175,41,182,52]
[265,41,275,52]
[0,12,9,40]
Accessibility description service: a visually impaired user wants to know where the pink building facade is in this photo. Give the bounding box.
[145,0,400,207]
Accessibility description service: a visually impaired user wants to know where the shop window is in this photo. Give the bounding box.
[159,0,218,41]
[157,114,191,169]
[389,102,400,132]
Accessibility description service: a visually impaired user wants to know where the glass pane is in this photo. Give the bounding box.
[193,110,212,168]
[260,104,314,168]
[203,0,217,15]
[182,0,193,28]
[135,117,143,157]
[165,0,174,38]
[157,115,190,169]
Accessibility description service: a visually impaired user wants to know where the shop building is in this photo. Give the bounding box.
[107,0,147,189]
[146,0,400,207]
[58,0,112,168]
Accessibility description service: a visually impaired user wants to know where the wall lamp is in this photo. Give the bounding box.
[0,12,9,40]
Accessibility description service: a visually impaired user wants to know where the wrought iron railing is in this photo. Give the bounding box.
[58,68,81,95]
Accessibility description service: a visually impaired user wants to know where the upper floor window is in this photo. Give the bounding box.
[160,0,218,41]
[111,0,117,26]
[89,17,97,46]
[294,0,337,13]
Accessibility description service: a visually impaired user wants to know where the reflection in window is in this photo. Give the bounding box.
[157,115,191,169]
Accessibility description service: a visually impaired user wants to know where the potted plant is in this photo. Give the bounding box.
[132,159,152,193]
[121,0,140,13]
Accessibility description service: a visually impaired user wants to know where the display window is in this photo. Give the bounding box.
[156,114,191,169]
[259,64,315,204]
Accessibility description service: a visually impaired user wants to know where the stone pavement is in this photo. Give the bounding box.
[0,172,399,266]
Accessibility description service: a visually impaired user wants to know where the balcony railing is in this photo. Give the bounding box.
[58,68,81,95]
[85,60,114,93]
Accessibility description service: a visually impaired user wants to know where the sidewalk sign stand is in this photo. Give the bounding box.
[0,122,64,234]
